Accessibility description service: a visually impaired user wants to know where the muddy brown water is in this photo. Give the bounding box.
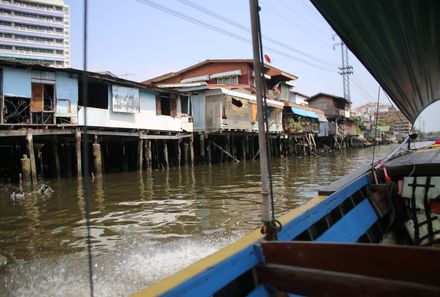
[0,145,398,297]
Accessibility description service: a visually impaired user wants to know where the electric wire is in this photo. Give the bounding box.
[260,1,332,49]
[273,0,330,40]
[82,0,95,296]
[176,0,337,68]
[135,0,335,72]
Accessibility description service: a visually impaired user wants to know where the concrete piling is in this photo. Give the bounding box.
[21,154,31,185]
[26,130,37,184]
[93,142,102,177]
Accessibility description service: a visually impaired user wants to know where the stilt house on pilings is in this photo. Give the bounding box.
[144,59,298,162]
[0,61,194,182]
[306,92,359,149]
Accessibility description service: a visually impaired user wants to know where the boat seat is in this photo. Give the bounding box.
[401,176,440,245]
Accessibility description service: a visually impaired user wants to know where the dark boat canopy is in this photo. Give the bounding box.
[311,0,440,124]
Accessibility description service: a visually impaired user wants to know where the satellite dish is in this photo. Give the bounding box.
[264,54,271,63]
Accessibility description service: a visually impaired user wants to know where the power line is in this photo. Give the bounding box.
[175,0,336,67]
[260,1,332,49]
[352,75,375,103]
[134,0,335,72]
[274,0,330,40]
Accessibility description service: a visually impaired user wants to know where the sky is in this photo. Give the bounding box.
[65,0,439,132]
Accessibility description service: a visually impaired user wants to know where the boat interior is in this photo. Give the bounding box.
[134,0,440,296]
[134,140,440,297]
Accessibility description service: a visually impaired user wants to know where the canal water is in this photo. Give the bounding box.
[0,144,398,297]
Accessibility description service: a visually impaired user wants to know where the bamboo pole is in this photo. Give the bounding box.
[210,141,240,163]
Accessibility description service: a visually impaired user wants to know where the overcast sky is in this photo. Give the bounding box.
[65,0,439,132]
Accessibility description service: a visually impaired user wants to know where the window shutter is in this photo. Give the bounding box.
[31,84,44,112]
[155,94,161,115]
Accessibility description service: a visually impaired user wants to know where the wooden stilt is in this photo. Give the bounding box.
[210,141,240,163]
[145,139,152,171]
[189,138,195,166]
[21,154,31,185]
[138,138,144,172]
[225,135,231,163]
[242,136,247,161]
[207,140,212,165]
[278,134,282,157]
[52,139,61,179]
[153,140,161,169]
[26,130,37,183]
[122,141,129,171]
[163,140,169,168]
[183,141,189,166]
[200,133,205,160]
[250,135,255,159]
[93,142,102,177]
[75,128,82,178]
[177,140,181,167]
[37,146,44,178]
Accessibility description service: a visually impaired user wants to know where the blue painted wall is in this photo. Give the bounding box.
[139,89,156,111]
[3,67,32,98]
[191,94,205,131]
[55,72,78,117]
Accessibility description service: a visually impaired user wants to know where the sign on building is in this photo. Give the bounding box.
[112,85,140,113]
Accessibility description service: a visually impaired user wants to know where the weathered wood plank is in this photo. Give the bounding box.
[259,242,440,287]
[0,128,75,137]
[210,141,240,163]
[256,264,440,297]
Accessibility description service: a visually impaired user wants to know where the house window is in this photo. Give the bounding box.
[78,80,108,109]
[180,95,190,115]
[156,93,177,116]
[31,83,55,124]
[231,98,243,108]
[217,76,239,85]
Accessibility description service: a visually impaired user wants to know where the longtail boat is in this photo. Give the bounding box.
[133,1,440,296]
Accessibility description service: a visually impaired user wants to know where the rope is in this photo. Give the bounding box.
[255,1,280,235]
[82,0,95,296]
[371,85,381,171]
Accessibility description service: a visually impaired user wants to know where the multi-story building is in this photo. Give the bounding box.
[0,0,70,67]
[377,107,412,136]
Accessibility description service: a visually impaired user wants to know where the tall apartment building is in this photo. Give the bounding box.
[0,0,70,67]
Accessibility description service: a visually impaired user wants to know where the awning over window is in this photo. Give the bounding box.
[291,107,319,119]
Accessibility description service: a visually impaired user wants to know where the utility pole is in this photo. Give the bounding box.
[249,0,275,240]
[333,36,353,100]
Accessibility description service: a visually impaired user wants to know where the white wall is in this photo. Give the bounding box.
[78,88,184,131]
